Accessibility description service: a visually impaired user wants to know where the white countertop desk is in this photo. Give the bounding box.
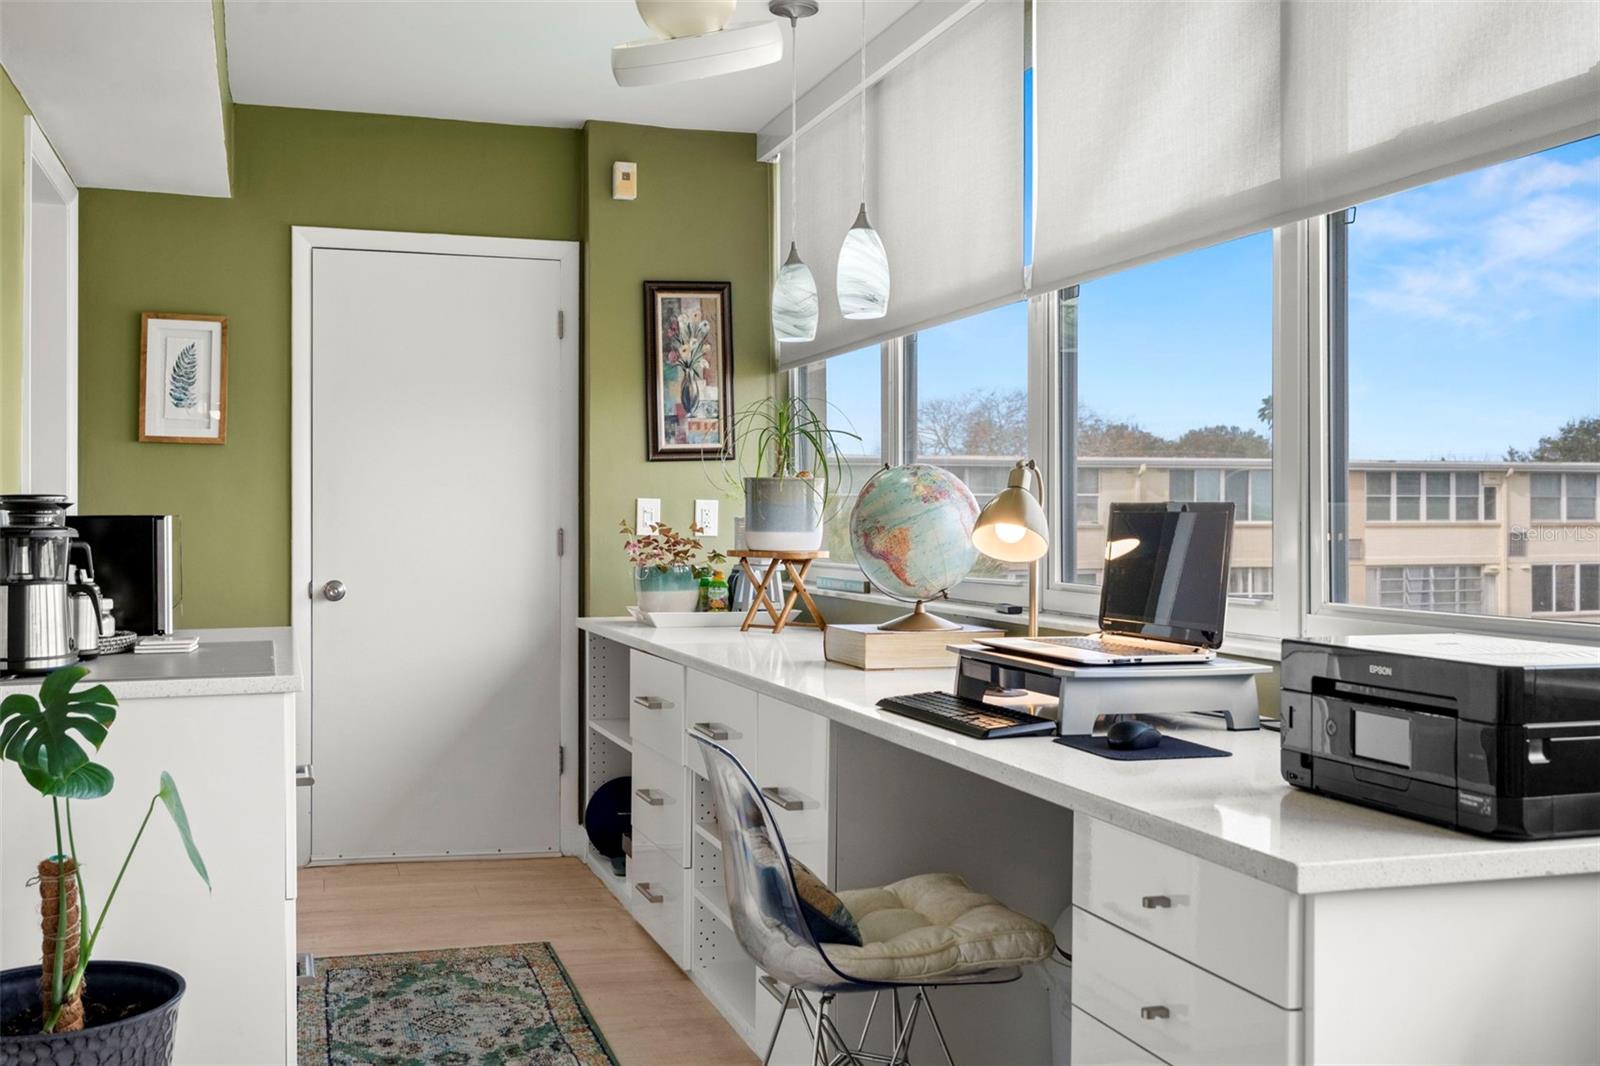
[580,617,1600,895]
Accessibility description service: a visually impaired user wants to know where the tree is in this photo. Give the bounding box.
[1174,424,1271,459]
[916,389,1028,456]
[1505,416,1600,463]
[1258,395,1272,429]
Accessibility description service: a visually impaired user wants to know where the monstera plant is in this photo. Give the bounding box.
[0,666,207,1061]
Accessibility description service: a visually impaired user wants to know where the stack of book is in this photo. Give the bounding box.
[134,635,199,655]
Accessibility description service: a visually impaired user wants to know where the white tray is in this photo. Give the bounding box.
[627,606,795,628]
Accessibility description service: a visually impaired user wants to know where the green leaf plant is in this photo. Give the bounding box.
[715,395,863,523]
[0,666,209,1033]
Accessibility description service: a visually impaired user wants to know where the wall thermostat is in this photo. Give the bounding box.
[613,161,638,201]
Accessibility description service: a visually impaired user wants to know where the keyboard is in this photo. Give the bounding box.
[876,692,1057,739]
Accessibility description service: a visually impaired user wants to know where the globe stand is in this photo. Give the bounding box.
[877,600,962,633]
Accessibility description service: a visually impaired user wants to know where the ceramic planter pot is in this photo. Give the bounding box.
[635,564,700,613]
[0,961,185,1065]
[744,477,824,551]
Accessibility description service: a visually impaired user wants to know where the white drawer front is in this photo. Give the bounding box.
[1073,815,1302,1008]
[1072,909,1300,1066]
[630,650,686,761]
[1072,1007,1167,1065]
[632,743,688,868]
[756,695,831,879]
[754,970,816,1066]
[686,670,758,771]
[631,833,687,968]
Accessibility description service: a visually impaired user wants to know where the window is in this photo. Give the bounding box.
[797,346,882,566]
[1531,473,1598,522]
[1229,567,1274,600]
[1066,231,1274,595]
[1363,470,1486,522]
[909,301,1031,583]
[1327,135,1600,626]
[1532,563,1600,614]
[1371,566,1484,614]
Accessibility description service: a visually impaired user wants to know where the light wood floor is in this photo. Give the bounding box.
[297,856,757,1065]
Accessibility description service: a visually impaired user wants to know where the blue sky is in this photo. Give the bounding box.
[824,136,1600,463]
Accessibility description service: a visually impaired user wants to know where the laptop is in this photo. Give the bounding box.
[978,501,1234,665]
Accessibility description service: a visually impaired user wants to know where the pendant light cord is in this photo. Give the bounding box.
[790,16,799,233]
[859,0,867,205]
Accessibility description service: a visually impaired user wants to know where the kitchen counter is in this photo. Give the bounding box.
[0,626,300,699]
[580,616,1600,895]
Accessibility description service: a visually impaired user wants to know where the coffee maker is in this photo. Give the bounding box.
[0,495,102,675]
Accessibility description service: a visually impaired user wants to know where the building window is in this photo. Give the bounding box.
[1372,566,1484,614]
[1327,135,1600,625]
[797,346,882,566]
[1531,473,1598,522]
[1532,563,1600,614]
[1228,567,1273,600]
[1364,470,1487,522]
[1065,230,1273,594]
[1076,467,1100,525]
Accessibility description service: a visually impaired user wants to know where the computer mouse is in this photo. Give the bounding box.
[1106,719,1163,751]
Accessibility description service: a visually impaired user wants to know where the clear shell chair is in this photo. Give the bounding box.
[694,735,1021,1066]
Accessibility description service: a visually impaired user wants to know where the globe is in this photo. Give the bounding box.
[849,464,980,603]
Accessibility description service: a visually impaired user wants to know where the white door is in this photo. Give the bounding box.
[308,246,566,860]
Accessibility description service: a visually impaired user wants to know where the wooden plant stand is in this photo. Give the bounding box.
[729,549,828,634]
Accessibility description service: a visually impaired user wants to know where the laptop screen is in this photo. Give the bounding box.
[1098,502,1234,648]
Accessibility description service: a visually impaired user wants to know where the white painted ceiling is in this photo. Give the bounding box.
[223,0,920,132]
[1,0,231,196]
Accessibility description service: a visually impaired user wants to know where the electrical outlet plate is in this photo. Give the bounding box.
[694,499,719,537]
[636,497,662,531]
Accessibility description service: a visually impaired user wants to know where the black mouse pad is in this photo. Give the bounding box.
[1054,734,1232,760]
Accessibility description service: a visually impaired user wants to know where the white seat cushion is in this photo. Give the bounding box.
[825,872,1056,983]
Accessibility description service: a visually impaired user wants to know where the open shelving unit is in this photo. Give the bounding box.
[583,633,633,904]
[692,898,756,1043]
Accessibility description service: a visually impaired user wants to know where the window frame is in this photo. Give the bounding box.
[1362,469,1492,524]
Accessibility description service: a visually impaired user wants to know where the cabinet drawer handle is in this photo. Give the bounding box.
[294,764,316,788]
[1139,1005,1170,1021]
[633,696,668,710]
[760,786,809,812]
[1140,895,1172,909]
[634,882,664,904]
[692,722,731,740]
[635,788,667,807]
[758,974,797,1007]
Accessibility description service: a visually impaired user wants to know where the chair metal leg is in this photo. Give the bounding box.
[920,987,957,1066]
[888,991,924,1066]
[858,990,881,1051]
[813,993,833,1066]
[763,987,797,1066]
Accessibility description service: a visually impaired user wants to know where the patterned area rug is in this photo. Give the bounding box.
[298,942,618,1065]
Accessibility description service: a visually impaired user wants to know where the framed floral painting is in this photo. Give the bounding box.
[139,312,228,444]
[644,281,733,461]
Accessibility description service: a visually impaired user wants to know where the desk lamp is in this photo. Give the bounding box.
[971,459,1050,637]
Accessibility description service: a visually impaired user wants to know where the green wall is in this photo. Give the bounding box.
[0,65,30,492]
[580,121,774,616]
[76,106,775,626]
[79,105,582,627]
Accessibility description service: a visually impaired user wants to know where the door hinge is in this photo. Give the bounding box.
[557,310,565,339]
[558,745,566,774]
[557,528,565,556]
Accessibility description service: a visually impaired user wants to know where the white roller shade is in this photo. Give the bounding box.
[1032,0,1600,295]
[778,0,1025,368]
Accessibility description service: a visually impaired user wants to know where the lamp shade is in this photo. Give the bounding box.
[837,203,890,319]
[772,242,819,343]
[973,487,1049,562]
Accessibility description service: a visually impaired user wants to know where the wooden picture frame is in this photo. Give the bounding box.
[139,312,228,444]
[644,281,734,462]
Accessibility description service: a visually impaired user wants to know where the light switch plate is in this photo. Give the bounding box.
[613,161,638,201]
[636,497,661,531]
[693,499,719,537]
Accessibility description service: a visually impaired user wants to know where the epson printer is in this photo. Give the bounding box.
[1281,633,1600,839]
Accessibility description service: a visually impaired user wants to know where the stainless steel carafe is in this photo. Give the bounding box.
[0,495,93,674]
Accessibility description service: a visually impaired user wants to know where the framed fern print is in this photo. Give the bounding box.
[139,312,228,444]
[644,281,733,461]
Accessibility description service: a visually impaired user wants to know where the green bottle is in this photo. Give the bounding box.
[696,574,712,612]
[707,570,730,612]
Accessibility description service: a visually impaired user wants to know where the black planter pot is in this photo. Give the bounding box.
[0,962,184,1066]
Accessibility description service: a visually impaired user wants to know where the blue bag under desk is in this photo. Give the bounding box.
[949,643,1270,735]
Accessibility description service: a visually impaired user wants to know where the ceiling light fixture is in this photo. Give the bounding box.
[771,0,820,344]
[611,1,784,88]
[836,0,889,320]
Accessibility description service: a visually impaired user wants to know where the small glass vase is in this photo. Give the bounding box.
[634,564,701,613]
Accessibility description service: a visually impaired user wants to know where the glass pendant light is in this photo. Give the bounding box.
[771,6,818,344]
[836,0,889,320]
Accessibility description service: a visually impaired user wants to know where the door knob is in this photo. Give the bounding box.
[322,580,347,602]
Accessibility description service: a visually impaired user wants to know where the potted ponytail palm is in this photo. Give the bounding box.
[730,396,860,551]
[0,666,208,1062]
